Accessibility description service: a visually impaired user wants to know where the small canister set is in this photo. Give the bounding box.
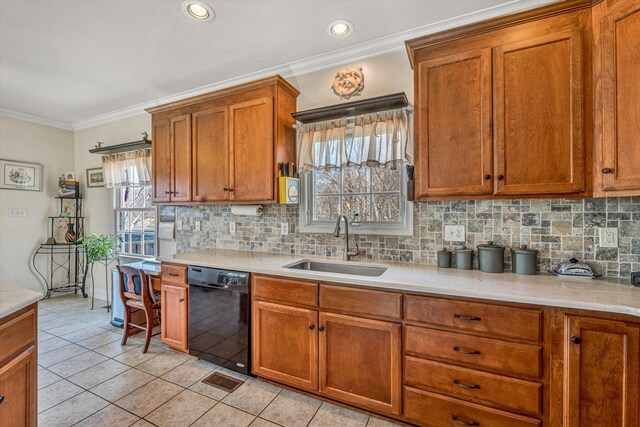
[437,241,539,275]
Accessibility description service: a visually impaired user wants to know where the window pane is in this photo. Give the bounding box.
[343,194,370,221]
[372,194,401,222]
[314,169,341,195]
[314,196,340,221]
[144,242,155,256]
[117,212,127,232]
[343,166,370,193]
[371,166,401,192]
[143,213,154,231]
[118,233,127,253]
[130,212,143,232]
[121,188,134,208]
[130,234,143,255]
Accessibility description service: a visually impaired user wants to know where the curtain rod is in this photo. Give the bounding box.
[292,105,413,129]
[89,132,151,154]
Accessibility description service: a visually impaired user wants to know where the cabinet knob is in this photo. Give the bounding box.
[165,190,171,194]
[484,174,491,180]
[0,395,4,404]
[497,175,504,180]
[452,416,479,426]
[309,325,315,331]
[179,298,185,302]
[571,336,581,344]
[602,168,612,174]
[318,326,325,332]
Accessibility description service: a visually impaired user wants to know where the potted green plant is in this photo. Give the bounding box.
[81,233,120,263]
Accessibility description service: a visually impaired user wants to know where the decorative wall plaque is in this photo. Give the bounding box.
[331,67,364,99]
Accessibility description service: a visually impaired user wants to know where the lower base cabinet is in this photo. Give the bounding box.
[161,283,188,352]
[0,348,37,427]
[564,316,640,427]
[319,312,401,415]
[252,301,318,391]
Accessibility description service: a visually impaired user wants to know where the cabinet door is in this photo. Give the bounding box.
[564,316,640,427]
[601,1,640,192]
[415,49,493,198]
[170,114,192,203]
[494,29,584,195]
[192,107,230,202]
[319,312,401,415]
[161,283,188,352]
[0,347,37,427]
[152,118,171,203]
[229,97,274,201]
[252,301,318,391]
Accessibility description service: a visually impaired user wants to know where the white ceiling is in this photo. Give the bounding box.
[0,0,558,130]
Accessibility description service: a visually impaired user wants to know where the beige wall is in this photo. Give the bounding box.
[0,116,74,293]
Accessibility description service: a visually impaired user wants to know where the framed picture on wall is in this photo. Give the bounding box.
[86,167,105,188]
[0,159,42,191]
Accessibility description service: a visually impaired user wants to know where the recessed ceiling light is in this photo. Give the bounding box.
[327,20,353,37]
[182,0,215,22]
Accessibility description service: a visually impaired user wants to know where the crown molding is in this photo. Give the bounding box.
[33,0,560,131]
[0,107,73,131]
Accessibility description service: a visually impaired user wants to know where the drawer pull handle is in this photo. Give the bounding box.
[0,395,4,404]
[453,346,481,355]
[453,379,481,389]
[179,298,185,302]
[168,273,179,277]
[452,416,479,426]
[453,314,481,321]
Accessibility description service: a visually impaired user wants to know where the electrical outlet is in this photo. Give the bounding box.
[229,222,236,234]
[194,220,201,232]
[599,227,618,248]
[445,225,466,243]
[8,208,27,218]
[176,220,183,231]
[280,223,289,236]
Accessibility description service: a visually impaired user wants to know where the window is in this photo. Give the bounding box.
[300,164,413,236]
[115,185,156,256]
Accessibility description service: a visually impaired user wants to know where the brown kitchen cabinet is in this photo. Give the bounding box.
[252,300,318,391]
[563,315,640,427]
[0,305,37,427]
[319,312,401,415]
[595,0,640,196]
[148,76,298,204]
[160,263,189,352]
[415,48,493,198]
[407,5,590,200]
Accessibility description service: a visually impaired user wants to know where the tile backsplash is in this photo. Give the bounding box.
[175,197,640,278]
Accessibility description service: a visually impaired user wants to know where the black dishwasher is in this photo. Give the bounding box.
[188,266,251,375]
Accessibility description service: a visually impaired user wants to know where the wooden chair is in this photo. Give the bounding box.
[117,265,161,353]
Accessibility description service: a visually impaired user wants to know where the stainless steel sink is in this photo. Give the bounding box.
[283,260,387,277]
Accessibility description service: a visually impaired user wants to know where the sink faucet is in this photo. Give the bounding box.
[334,215,359,261]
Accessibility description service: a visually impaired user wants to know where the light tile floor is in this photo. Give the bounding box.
[37,294,405,427]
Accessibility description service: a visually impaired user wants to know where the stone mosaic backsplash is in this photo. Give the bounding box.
[175,197,640,278]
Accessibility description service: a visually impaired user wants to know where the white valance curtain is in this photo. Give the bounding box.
[101,149,152,189]
[297,108,411,173]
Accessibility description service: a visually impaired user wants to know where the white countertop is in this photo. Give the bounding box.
[0,284,44,319]
[160,249,640,318]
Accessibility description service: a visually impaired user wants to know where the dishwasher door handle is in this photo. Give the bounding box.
[190,282,229,290]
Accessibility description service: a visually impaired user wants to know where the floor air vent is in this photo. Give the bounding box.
[201,372,244,393]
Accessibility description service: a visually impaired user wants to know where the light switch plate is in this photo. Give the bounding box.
[599,227,618,248]
[445,225,466,242]
[8,208,27,218]
[280,223,289,236]
[229,222,236,234]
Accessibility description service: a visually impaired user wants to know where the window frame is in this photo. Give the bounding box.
[299,164,414,236]
[113,185,157,258]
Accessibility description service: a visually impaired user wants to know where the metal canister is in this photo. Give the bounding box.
[511,245,539,275]
[476,241,505,273]
[455,246,474,270]
[437,248,451,268]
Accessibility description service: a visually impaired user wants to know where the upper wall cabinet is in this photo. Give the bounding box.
[407,0,640,200]
[146,76,299,204]
[595,0,640,196]
[408,7,589,200]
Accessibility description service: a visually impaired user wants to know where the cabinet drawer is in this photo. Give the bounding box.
[162,264,188,285]
[0,305,36,364]
[319,284,402,320]
[405,295,542,341]
[253,276,317,306]
[405,356,542,416]
[405,326,542,377]
[405,387,541,427]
